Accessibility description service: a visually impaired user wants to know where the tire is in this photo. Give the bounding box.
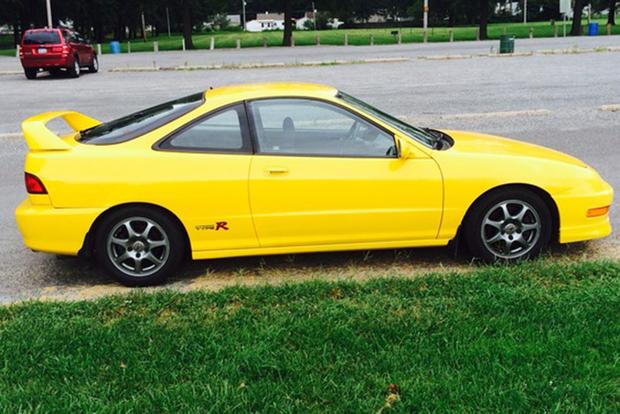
[94,207,185,286]
[88,54,99,73]
[463,188,552,263]
[68,55,80,78]
[24,68,37,79]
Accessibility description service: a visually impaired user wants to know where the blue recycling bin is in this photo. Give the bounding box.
[109,41,121,54]
[588,22,599,36]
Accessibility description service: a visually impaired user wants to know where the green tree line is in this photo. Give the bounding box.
[0,0,617,48]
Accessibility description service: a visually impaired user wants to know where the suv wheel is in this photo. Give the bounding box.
[24,68,38,79]
[88,54,99,73]
[464,188,552,263]
[95,207,185,286]
[68,56,80,78]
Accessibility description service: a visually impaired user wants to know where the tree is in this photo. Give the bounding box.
[282,0,293,46]
[609,0,617,25]
[479,0,489,40]
[571,0,586,35]
[181,0,195,49]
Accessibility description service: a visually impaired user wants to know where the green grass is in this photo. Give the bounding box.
[107,19,620,53]
[1,260,619,412]
[2,19,618,57]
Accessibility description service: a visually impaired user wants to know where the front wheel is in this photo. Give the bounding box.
[464,189,552,263]
[95,207,185,286]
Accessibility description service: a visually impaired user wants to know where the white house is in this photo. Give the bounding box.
[246,13,285,32]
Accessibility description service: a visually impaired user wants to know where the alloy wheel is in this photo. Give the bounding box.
[480,199,541,259]
[106,217,170,277]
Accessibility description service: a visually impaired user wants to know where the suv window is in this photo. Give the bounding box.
[249,99,397,157]
[68,32,81,43]
[79,93,204,145]
[23,31,61,45]
[163,104,250,152]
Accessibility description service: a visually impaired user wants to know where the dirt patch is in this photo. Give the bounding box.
[18,239,620,304]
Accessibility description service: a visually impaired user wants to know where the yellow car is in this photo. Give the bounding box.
[16,82,613,285]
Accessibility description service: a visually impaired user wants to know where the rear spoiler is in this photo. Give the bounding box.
[21,111,101,151]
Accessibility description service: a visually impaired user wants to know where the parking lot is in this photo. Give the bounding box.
[1,37,619,302]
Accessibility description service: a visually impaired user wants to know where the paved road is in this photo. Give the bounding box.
[0,37,618,302]
[2,35,619,74]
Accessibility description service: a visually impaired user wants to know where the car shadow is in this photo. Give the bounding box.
[29,69,95,80]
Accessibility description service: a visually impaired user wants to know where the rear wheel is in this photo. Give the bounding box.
[95,207,184,286]
[464,188,552,263]
[68,56,80,78]
[88,54,99,73]
[24,68,37,79]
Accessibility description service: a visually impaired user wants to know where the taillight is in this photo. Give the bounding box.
[51,46,62,52]
[25,172,47,194]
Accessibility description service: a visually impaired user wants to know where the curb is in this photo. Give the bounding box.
[109,57,411,72]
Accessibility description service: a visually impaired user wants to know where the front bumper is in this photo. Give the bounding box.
[556,180,614,244]
[15,199,103,255]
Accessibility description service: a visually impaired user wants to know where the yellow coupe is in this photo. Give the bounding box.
[16,83,613,285]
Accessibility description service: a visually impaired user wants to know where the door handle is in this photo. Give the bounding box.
[266,167,289,174]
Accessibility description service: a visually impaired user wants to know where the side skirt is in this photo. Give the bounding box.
[191,239,451,260]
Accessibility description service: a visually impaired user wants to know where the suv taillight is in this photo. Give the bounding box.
[25,172,47,194]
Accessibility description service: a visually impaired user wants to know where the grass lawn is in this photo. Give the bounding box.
[1,19,618,57]
[0,260,619,412]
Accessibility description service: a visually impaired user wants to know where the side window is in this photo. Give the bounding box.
[164,104,249,152]
[249,99,397,157]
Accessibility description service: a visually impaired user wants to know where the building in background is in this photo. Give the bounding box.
[246,13,285,32]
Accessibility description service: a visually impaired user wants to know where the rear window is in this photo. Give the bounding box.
[23,31,61,45]
[78,93,205,145]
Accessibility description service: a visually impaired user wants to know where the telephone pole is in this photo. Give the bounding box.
[523,0,527,24]
[45,0,53,28]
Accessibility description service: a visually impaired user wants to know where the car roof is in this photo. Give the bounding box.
[25,28,61,33]
[204,82,338,101]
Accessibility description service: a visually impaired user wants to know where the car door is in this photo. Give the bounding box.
[247,98,443,248]
[155,103,259,252]
[75,33,90,63]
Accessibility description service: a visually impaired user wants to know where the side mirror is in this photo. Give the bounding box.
[397,137,414,159]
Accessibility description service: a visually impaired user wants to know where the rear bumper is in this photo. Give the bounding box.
[15,199,103,256]
[21,56,71,69]
[557,180,614,244]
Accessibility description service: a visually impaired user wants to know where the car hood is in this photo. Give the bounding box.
[441,130,588,168]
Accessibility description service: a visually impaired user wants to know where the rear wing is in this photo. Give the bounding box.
[21,111,101,151]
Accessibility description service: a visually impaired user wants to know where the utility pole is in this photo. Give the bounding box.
[166,7,171,37]
[312,1,316,31]
[242,0,246,31]
[423,0,429,30]
[45,0,53,28]
[523,0,527,24]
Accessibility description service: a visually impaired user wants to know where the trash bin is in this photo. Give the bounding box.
[588,22,599,36]
[499,34,515,54]
[109,41,121,54]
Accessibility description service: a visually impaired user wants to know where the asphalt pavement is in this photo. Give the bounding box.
[0,36,618,302]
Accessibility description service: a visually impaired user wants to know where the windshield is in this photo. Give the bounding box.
[23,31,61,45]
[79,93,204,144]
[337,91,436,147]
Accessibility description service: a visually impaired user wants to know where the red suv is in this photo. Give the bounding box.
[19,28,98,79]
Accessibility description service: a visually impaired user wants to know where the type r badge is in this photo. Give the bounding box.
[196,221,229,231]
